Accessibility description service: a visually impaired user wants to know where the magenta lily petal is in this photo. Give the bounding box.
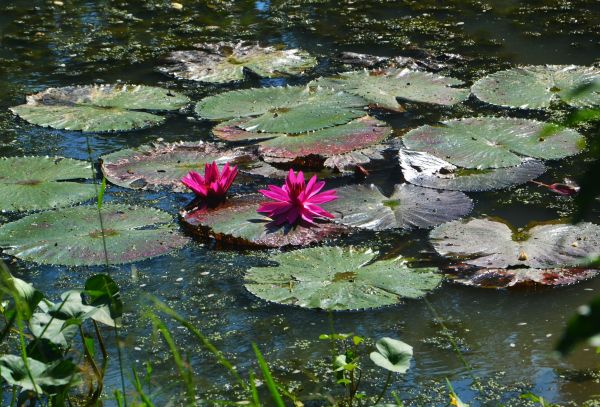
[181,161,239,204]
[257,169,338,226]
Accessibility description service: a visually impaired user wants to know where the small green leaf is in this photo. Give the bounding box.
[369,337,413,373]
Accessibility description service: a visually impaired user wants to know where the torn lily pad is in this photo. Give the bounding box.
[324,184,472,231]
[181,194,348,249]
[158,41,317,83]
[244,246,441,310]
[101,141,256,191]
[10,84,190,132]
[0,156,97,212]
[402,117,585,169]
[196,86,367,133]
[430,218,600,287]
[446,266,599,289]
[312,68,469,111]
[399,149,547,192]
[472,65,600,109]
[0,204,189,266]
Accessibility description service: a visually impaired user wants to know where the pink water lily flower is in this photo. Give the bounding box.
[181,162,238,204]
[258,169,338,226]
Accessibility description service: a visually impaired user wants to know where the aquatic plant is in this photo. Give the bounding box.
[258,169,337,226]
[530,180,580,196]
[181,161,238,204]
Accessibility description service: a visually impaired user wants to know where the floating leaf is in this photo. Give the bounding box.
[181,194,348,249]
[399,149,547,191]
[10,84,190,132]
[402,117,584,169]
[324,184,472,231]
[0,156,97,212]
[101,141,256,191]
[472,65,600,109]
[430,218,600,286]
[196,86,366,133]
[213,118,284,142]
[244,246,441,310]
[446,266,599,289]
[312,68,469,111]
[158,41,317,83]
[0,204,189,266]
[0,355,77,394]
[369,337,413,373]
[323,145,387,173]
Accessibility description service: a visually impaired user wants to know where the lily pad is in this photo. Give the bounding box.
[158,41,317,83]
[324,184,473,231]
[430,218,600,270]
[101,141,256,191]
[244,246,441,310]
[0,204,189,266]
[472,65,600,109]
[180,194,348,249]
[402,117,585,169]
[10,84,190,132]
[0,156,97,211]
[195,86,367,133]
[312,68,469,111]
[399,149,547,191]
[446,266,599,288]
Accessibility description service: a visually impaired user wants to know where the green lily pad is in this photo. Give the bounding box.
[370,337,413,373]
[430,218,600,270]
[402,117,585,169]
[324,184,472,231]
[101,141,256,191]
[180,194,348,249]
[472,65,600,109]
[0,355,77,394]
[244,246,441,310]
[10,84,190,132]
[158,41,317,83]
[446,266,599,289]
[399,150,547,191]
[0,204,189,266]
[312,68,469,111]
[195,86,367,133]
[0,156,97,212]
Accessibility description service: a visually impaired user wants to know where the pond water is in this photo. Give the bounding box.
[1,0,599,405]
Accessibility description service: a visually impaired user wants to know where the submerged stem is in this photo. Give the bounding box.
[373,371,392,405]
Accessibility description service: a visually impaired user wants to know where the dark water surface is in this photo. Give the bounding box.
[1,0,599,405]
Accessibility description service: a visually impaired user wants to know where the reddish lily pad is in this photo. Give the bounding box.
[0,204,189,266]
[399,149,547,191]
[446,265,599,289]
[100,141,257,192]
[180,194,349,249]
[324,184,473,231]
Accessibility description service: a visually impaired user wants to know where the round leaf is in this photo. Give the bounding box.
[10,84,190,132]
[0,204,189,266]
[244,246,442,310]
[196,86,366,133]
[158,41,317,83]
[370,337,413,373]
[399,149,547,191]
[402,117,585,169]
[0,355,77,393]
[101,141,256,191]
[472,65,600,109]
[0,156,97,211]
[430,218,600,269]
[181,194,348,249]
[313,68,469,111]
[324,184,473,231]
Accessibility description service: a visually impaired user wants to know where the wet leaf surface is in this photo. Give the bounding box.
[244,246,442,310]
[402,117,585,169]
[101,141,257,191]
[181,194,349,249]
[0,156,97,211]
[0,204,189,266]
[10,84,190,132]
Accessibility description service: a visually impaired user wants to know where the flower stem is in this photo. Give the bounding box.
[373,371,393,405]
